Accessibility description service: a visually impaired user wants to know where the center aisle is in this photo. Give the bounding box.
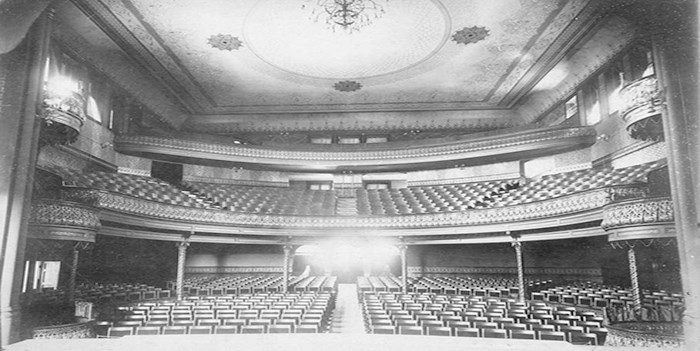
[329,283,366,334]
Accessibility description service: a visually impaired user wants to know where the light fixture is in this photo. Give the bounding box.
[301,0,388,33]
[39,71,86,147]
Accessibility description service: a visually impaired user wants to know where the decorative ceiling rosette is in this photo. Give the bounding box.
[207,34,243,51]
[333,80,362,92]
[452,26,490,45]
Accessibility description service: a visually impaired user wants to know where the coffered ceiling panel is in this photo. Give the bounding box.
[66,0,598,118]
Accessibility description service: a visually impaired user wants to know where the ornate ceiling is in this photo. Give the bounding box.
[60,0,602,129]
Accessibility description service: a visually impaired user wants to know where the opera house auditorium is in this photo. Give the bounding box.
[0,0,697,350]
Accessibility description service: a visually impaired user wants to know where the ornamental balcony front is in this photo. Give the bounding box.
[28,199,101,242]
[619,75,665,142]
[602,197,675,242]
[114,126,597,172]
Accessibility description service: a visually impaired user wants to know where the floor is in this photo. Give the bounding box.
[329,284,366,334]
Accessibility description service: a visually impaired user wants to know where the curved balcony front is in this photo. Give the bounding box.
[619,75,665,142]
[28,199,101,242]
[114,126,596,172]
[602,197,675,242]
[69,185,645,244]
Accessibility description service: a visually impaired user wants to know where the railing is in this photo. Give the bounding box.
[606,322,683,348]
[619,75,665,141]
[28,199,101,241]
[601,197,674,230]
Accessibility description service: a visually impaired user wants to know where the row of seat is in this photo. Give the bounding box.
[24,282,168,305]
[100,291,335,337]
[170,275,338,296]
[361,292,607,345]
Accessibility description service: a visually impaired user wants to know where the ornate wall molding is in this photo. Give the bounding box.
[115,126,596,171]
[602,197,674,230]
[28,199,101,242]
[68,185,641,232]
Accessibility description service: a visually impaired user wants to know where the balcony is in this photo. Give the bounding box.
[602,197,675,242]
[28,199,101,242]
[619,75,664,142]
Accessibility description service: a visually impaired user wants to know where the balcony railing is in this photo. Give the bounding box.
[28,199,101,241]
[619,75,664,141]
[601,197,674,230]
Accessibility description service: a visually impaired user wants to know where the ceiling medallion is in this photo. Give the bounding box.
[207,34,243,51]
[452,26,489,45]
[334,80,362,92]
[301,0,388,33]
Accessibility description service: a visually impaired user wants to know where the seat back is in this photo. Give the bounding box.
[162,326,187,335]
[426,326,451,336]
[454,327,480,337]
[371,326,396,335]
[107,326,134,338]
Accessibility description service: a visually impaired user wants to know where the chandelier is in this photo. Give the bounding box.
[301,0,388,33]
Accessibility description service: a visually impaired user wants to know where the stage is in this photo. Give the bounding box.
[6,334,668,351]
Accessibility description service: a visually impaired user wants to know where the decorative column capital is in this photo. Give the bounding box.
[511,239,522,249]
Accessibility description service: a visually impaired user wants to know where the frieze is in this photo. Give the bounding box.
[602,197,674,230]
[115,126,596,163]
[69,185,642,230]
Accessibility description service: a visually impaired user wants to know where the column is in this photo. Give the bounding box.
[398,245,408,294]
[175,240,189,301]
[0,11,50,347]
[512,239,525,303]
[283,245,292,293]
[653,21,700,348]
[627,246,642,312]
[67,246,80,303]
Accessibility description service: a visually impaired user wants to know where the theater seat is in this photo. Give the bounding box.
[454,327,480,337]
[482,329,507,339]
[538,331,567,341]
[213,325,238,334]
[162,326,187,335]
[107,326,134,338]
[372,326,396,334]
[570,332,598,345]
[426,326,452,336]
[510,330,536,340]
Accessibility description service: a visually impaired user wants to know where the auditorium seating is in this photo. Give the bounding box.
[358,276,554,299]
[184,182,337,216]
[171,275,338,295]
[54,161,661,219]
[101,291,335,337]
[57,169,215,208]
[361,291,607,345]
[490,161,663,207]
[25,282,168,305]
[533,284,684,322]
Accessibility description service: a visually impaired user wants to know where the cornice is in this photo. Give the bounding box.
[114,126,596,172]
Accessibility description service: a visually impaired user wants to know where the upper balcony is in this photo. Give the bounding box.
[114,126,596,172]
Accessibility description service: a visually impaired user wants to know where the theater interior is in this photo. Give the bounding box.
[0,0,698,350]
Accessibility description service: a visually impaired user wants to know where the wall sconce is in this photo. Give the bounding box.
[596,133,610,142]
